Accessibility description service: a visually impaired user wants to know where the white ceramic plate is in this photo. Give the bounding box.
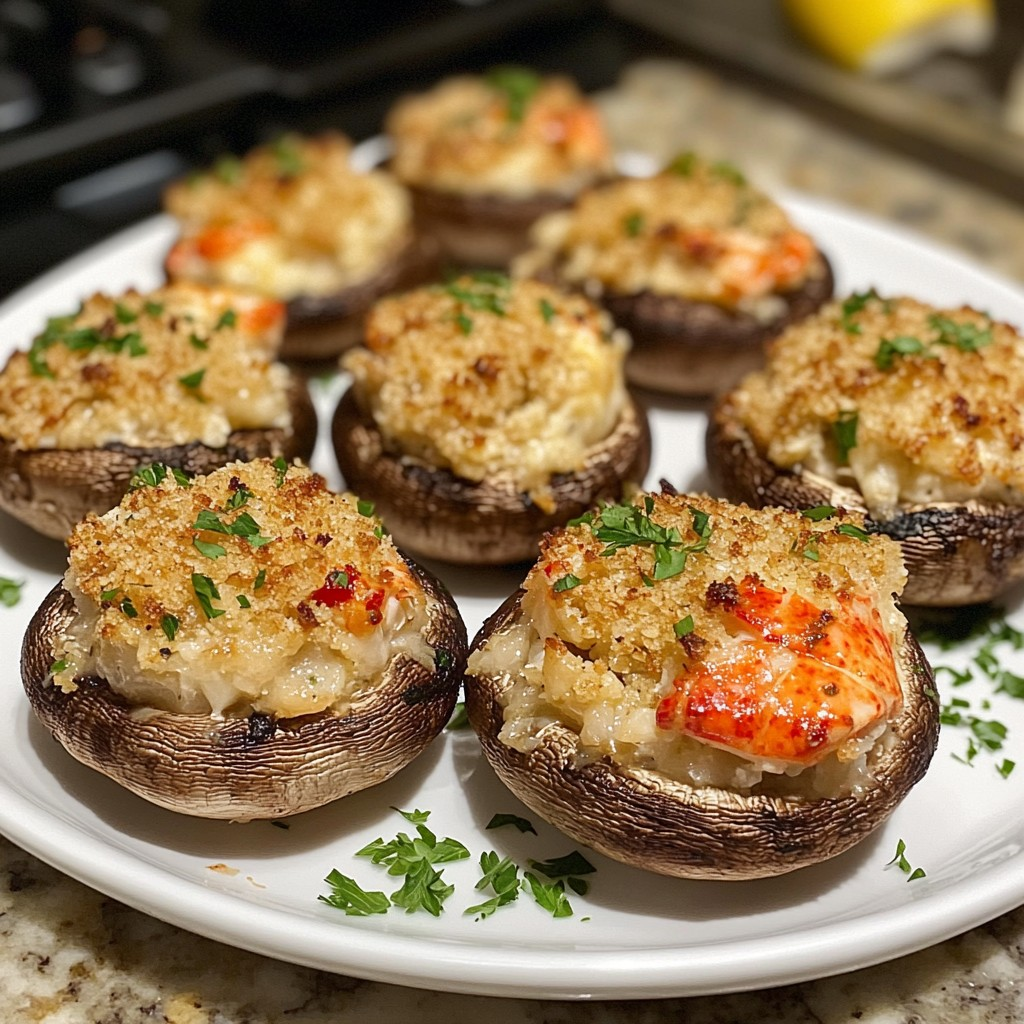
[1,188,1024,1001]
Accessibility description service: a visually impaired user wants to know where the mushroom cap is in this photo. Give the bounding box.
[706,391,1024,607]
[0,375,318,541]
[465,590,939,880]
[407,184,581,270]
[600,253,835,396]
[281,234,440,362]
[21,557,467,821]
[330,386,653,565]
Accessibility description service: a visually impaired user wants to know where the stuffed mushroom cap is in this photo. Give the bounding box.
[513,153,834,395]
[0,281,315,539]
[334,273,651,564]
[465,490,938,879]
[22,457,467,820]
[707,292,1024,606]
[163,132,427,360]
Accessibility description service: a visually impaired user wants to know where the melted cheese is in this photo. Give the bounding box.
[386,73,613,196]
[0,282,291,450]
[164,132,412,299]
[729,294,1024,519]
[52,459,433,719]
[343,276,628,507]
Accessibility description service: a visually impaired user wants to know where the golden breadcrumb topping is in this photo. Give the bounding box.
[386,70,613,196]
[164,132,412,299]
[343,275,628,508]
[470,492,908,790]
[513,155,822,315]
[0,282,291,450]
[53,459,432,719]
[729,293,1024,519]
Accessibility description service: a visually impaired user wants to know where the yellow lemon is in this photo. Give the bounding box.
[782,0,996,75]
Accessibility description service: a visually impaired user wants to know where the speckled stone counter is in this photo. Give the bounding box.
[4,58,1024,1024]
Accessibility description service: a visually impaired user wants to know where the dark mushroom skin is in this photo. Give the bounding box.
[465,591,939,880]
[271,235,441,363]
[331,386,653,566]
[0,376,318,541]
[599,252,835,397]
[22,558,467,821]
[408,184,590,270]
[707,392,1024,607]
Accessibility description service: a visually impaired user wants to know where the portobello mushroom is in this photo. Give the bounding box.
[0,283,316,540]
[386,69,614,269]
[513,153,834,397]
[334,274,652,565]
[706,293,1024,607]
[21,458,467,820]
[464,491,939,880]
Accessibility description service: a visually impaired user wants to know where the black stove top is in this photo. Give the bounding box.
[0,0,633,299]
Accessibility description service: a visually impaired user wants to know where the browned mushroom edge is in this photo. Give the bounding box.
[0,376,318,543]
[465,590,939,881]
[706,391,1024,608]
[281,234,442,362]
[21,557,468,821]
[594,252,835,397]
[330,386,653,566]
[408,184,583,270]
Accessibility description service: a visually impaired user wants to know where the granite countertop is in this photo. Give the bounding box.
[4,58,1024,1024]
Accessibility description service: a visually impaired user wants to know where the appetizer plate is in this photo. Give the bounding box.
[1,180,1024,1001]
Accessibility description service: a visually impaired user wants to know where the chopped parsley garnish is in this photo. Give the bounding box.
[886,838,926,882]
[486,813,537,834]
[665,151,698,177]
[213,154,243,184]
[485,64,541,124]
[114,302,138,324]
[800,504,838,521]
[710,159,746,185]
[193,504,272,549]
[271,136,305,177]
[465,852,521,919]
[623,211,645,237]
[581,497,711,583]
[831,409,859,465]
[539,297,556,324]
[27,308,149,375]
[445,702,470,730]
[128,463,192,490]
[236,594,251,609]
[100,587,137,617]
[914,608,1023,777]
[673,615,694,638]
[874,335,928,370]
[193,537,227,560]
[215,309,237,330]
[553,573,582,593]
[178,368,206,391]
[836,522,871,542]
[254,568,267,590]
[444,271,511,334]
[318,870,390,916]
[161,614,179,641]
[144,300,165,318]
[191,573,225,619]
[0,576,23,607]
[50,659,69,675]
[189,333,209,350]
[839,288,880,333]
[929,313,992,352]
[272,456,289,487]
[357,499,375,517]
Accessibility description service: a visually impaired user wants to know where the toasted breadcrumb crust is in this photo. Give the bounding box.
[343,275,629,507]
[52,459,431,719]
[164,133,412,299]
[386,73,613,196]
[0,282,290,450]
[729,293,1024,519]
[469,492,908,791]
[513,157,823,317]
